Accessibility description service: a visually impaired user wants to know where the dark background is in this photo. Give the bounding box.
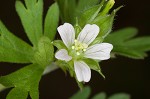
[0,0,150,99]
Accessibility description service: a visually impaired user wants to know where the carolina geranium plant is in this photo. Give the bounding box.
[0,0,150,99]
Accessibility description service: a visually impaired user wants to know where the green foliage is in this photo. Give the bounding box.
[92,92,106,99]
[44,3,59,40]
[56,0,100,24]
[0,21,34,63]
[84,59,105,79]
[104,27,150,59]
[76,0,100,18]
[108,93,130,99]
[0,0,150,98]
[34,36,54,66]
[53,40,67,50]
[70,86,130,99]
[0,64,44,99]
[56,0,76,24]
[0,0,59,98]
[16,0,43,46]
[70,86,91,99]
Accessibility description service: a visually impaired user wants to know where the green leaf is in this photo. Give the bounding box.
[56,0,76,24]
[44,3,59,40]
[79,4,103,27]
[94,6,123,38]
[113,46,147,59]
[0,21,34,63]
[104,27,150,59]
[15,0,43,46]
[6,87,28,99]
[70,86,91,99]
[53,40,67,50]
[0,64,44,99]
[104,27,138,44]
[83,59,105,79]
[92,92,106,99]
[125,37,150,51]
[76,0,99,17]
[108,93,130,99]
[34,36,54,66]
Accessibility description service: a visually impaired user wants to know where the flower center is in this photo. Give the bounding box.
[71,40,88,55]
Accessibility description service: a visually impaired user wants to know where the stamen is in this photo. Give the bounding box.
[76,52,80,55]
[83,49,86,52]
[74,40,77,42]
[72,46,75,49]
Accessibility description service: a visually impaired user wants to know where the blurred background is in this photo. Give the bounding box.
[0,0,150,99]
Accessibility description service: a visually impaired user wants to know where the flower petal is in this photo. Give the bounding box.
[55,49,72,61]
[74,61,91,82]
[77,24,100,45]
[84,43,113,60]
[57,23,75,48]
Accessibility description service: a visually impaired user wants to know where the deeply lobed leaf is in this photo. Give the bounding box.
[0,21,34,63]
[15,0,43,46]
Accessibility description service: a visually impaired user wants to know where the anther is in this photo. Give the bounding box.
[76,52,80,55]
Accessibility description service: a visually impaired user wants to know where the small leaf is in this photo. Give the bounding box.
[0,21,34,63]
[15,0,43,46]
[104,27,150,59]
[94,6,123,38]
[6,87,28,99]
[125,37,150,51]
[84,59,105,79]
[104,27,138,44]
[44,3,59,40]
[34,36,54,66]
[56,0,76,24]
[113,46,147,59]
[108,93,130,99]
[53,40,67,50]
[92,92,106,99]
[70,86,91,99]
[79,4,103,27]
[0,64,44,99]
[76,0,100,17]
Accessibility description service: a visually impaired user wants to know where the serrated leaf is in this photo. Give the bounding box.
[92,92,106,99]
[105,27,138,44]
[34,36,54,66]
[70,86,91,99]
[15,0,43,46]
[44,3,59,40]
[0,64,44,99]
[104,27,150,59]
[84,59,105,79]
[0,21,34,63]
[108,93,130,99]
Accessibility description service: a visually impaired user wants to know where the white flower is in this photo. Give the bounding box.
[55,23,113,82]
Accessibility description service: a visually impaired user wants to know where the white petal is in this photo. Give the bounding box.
[57,23,75,48]
[77,24,99,45]
[55,49,72,61]
[84,43,113,60]
[74,61,91,82]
